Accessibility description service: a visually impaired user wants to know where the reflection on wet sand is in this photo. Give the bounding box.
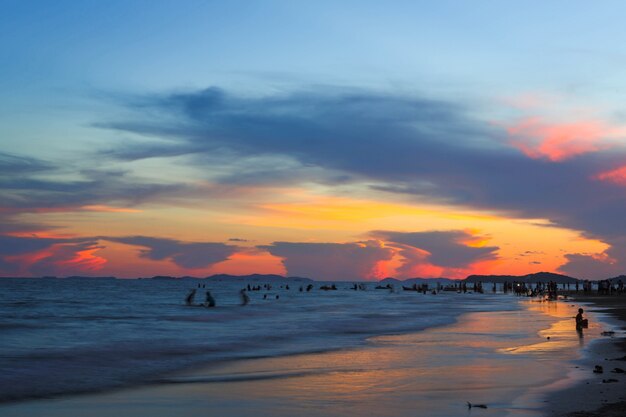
[153,301,600,417]
[500,300,601,354]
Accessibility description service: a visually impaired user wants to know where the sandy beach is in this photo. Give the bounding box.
[546,294,626,417]
[1,295,620,417]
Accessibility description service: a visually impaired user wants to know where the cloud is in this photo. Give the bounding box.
[370,230,499,277]
[98,87,626,232]
[595,165,626,186]
[0,235,66,256]
[93,86,626,278]
[258,230,498,280]
[98,86,504,186]
[371,230,498,268]
[519,250,545,256]
[106,236,238,269]
[0,153,186,212]
[559,236,626,279]
[559,253,620,280]
[28,241,107,276]
[0,235,105,276]
[506,117,616,161]
[0,152,53,176]
[259,240,394,281]
[7,86,626,278]
[0,234,240,276]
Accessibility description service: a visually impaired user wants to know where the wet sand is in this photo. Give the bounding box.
[547,294,626,417]
[0,297,609,417]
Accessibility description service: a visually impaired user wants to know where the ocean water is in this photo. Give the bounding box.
[0,278,529,403]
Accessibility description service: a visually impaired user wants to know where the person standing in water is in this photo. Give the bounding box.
[185,289,197,305]
[575,308,588,329]
[204,291,216,308]
[240,289,250,306]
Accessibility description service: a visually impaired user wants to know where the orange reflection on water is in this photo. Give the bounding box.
[499,299,601,355]
[171,307,577,417]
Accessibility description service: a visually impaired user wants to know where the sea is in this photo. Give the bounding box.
[0,277,608,416]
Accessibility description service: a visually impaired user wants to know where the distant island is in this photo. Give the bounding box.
[144,274,314,282]
[465,271,578,285]
[3,271,625,282]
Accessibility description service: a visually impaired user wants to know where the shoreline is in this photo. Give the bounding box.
[546,294,626,417]
[0,295,603,417]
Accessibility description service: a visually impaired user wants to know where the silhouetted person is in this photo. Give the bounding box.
[185,289,197,305]
[204,291,216,308]
[240,289,249,306]
[575,308,588,329]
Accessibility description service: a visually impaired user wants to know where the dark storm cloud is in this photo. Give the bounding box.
[370,230,499,269]
[106,236,238,269]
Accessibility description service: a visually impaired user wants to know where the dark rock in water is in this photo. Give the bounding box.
[602,378,619,383]
[593,365,604,374]
[601,331,616,336]
[611,368,625,373]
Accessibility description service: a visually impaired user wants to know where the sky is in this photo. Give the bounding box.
[1,0,626,280]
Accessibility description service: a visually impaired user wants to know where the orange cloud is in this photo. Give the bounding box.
[81,205,143,213]
[2,242,107,276]
[595,165,626,186]
[56,246,107,271]
[4,248,55,273]
[507,117,616,161]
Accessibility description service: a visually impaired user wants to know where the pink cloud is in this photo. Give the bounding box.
[507,117,614,161]
[595,165,626,186]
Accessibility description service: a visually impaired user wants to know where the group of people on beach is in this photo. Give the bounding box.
[595,279,624,295]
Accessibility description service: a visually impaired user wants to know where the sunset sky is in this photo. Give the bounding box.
[2,1,626,279]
